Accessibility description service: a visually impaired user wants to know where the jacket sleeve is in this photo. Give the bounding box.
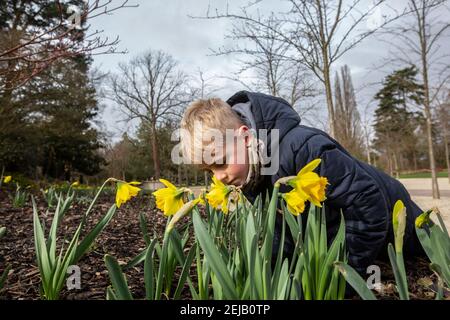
[281,132,390,274]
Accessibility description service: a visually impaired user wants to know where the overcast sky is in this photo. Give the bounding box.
[88,0,450,143]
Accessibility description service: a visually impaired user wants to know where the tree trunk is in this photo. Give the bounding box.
[420,45,440,198]
[387,150,393,177]
[393,152,400,179]
[150,121,161,179]
[317,3,336,138]
[444,126,450,184]
[413,150,418,172]
[323,61,336,138]
[365,129,371,165]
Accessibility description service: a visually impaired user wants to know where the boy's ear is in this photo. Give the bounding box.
[237,125,251,146]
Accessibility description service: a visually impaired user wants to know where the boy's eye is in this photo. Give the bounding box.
[211,163,226,170]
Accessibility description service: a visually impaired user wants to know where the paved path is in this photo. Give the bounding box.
[408,190,450,197]
[399,178,450,231]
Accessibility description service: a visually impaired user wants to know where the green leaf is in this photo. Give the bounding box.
[317,213,345,299]
[0,265,11,290]
[104,254,133,300]
[262,186,280,269]
[173,245,197,300]
[47,196,63,267]
[106,286,117,300]
[73,204,117,264]
[334,262,377,300]
[155,230,170,300]
[123,247,148,270]
[0,227,6,240]
[144,240,158,300]
[193,211,238,299]
[276,259,290,300]
[387,244,409,300]
[32,196,52,296]
[434,211,450,242]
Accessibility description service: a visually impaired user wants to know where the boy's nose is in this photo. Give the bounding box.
[215,172,229,184]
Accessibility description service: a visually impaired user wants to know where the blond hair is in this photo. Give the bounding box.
[180,98,244,167]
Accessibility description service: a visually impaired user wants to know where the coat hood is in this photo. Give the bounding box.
[227,91,301,143]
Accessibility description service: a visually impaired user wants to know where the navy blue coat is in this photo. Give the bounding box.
[227,91,424,274]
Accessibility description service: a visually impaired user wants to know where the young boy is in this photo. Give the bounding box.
[180,90,425,276]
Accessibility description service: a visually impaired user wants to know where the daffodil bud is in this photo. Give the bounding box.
[392,200,407,253]
[166,199,201,233]
[415,210,432,228]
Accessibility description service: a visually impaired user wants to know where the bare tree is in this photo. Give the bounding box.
[108,50,190,179]
[0,0,137,91]
[334,65,364,158]
[196,0,405,137]
[215,12,316,104]
[379,0,450,198]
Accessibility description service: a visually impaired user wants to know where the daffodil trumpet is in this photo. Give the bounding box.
[205,176,233,214]
[276,158,328,216]
[115,180,141,208]
[152,179,196,216]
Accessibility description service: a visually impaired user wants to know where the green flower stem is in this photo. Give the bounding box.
[85,178,115,218]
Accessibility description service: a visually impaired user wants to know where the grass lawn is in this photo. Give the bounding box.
[399,171,449,179]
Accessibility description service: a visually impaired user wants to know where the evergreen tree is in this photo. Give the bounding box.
[373,66,425,175]
[0,1,105,180]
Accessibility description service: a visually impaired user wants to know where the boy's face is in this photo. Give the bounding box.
[208,126,250,187]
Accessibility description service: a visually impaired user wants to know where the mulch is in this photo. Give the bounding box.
[0,189,446,300]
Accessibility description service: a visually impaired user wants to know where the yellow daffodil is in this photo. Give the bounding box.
[288,159,328,207]
[206,176,232,214]
[277,158,329,215]
[71,181,80,187]
[282,189,306,216]
[115,181,141,208]
[415,210,432,228]
[152,179,186,216]
[3,176,11,183]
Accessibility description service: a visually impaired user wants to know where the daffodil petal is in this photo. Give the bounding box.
[298,158,321,176]
[159,178,177,190]
[283,191,305,215]
[164,197,184,216]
